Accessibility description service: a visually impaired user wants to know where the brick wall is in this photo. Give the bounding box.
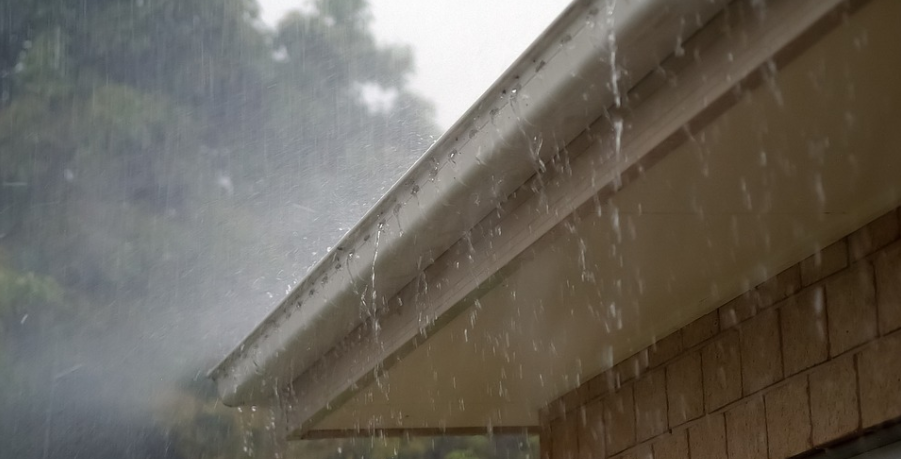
[540,208,901,459]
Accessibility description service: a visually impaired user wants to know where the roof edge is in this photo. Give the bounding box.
[210,0,728,406]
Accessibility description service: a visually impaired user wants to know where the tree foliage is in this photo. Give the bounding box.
[0,0,537,458]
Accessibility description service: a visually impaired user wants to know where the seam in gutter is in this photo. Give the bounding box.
[210,0,729,406]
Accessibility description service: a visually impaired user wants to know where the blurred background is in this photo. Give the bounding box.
[0,0,564,457]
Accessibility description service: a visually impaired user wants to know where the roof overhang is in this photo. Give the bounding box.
[210,0,731,407]
[211,0,901,440]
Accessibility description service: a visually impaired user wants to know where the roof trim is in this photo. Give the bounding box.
[210,0,728,406]
[278,0,870,437]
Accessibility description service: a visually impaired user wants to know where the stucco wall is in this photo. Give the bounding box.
[540,207,901,459]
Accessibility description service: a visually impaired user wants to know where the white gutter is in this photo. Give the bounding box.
[210,0,727,406]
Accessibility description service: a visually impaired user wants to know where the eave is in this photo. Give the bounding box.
[210,0,729,407]
[210,0,901,441]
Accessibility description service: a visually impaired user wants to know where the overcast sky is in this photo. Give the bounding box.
[256,0,570,129]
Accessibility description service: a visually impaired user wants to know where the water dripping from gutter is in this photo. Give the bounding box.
[605,0,621,108]
[369,221,385,335]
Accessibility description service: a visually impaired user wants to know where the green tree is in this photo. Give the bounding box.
[0,0,440,457]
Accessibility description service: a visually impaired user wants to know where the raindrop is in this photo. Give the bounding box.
[604,0,621,107]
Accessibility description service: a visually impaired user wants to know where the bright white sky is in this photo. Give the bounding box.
[256,0,570,129]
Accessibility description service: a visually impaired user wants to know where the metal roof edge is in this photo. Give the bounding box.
[210,0,728,406]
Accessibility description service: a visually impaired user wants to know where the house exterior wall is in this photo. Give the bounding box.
[540,207,901,459]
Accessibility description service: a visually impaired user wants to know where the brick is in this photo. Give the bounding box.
[614,350,648,385]
[578,400,605,459]
[801,239,848,286]
[551,416,576,459]
[587,370,618,400]
[875,242,901,334]
[648,331,682,368]
[548,398,568,422]
[683,311,719,348]
[739,308,783,394]
[756,265,801,308]
[809,356,859,445]
[562,386,587,413]
[780,286,828,376]
[577,384,592,408]
[604,385,636,455]
[858,334,901,428]
[849,211,899,260]
[652,430,689,459]
[726,398,767,459]
[567,415,582,458]
[614,444,652,459]
[688,413,726,459]
[541,422,553,459]
[666,352,703,427]
[634,370,667,442]
[702,330,742,411]
[765,378,811,459]
[825,263,877,357]
[719,291,760,329]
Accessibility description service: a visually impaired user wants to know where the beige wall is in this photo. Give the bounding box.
[540,207,901,459]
